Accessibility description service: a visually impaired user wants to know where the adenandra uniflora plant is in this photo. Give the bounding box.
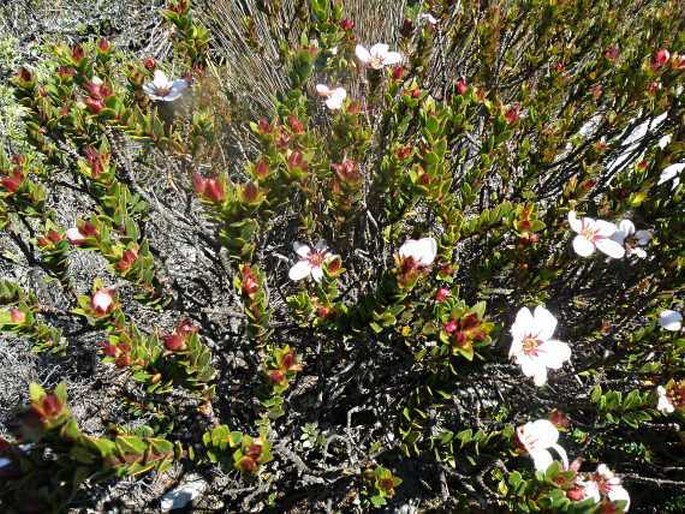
[0,0,683,512]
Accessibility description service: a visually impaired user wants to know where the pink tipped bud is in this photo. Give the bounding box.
[71,44,85,63]
[444,320,458,333]
[504,104,520,124]
[651,48,670,71]
[84,96,104,114]
[435,288,450,303]
[1,172,24,193]
[143,56,156,71]
[339,18,354,31]
[163,333,186,352]
[9,308,26,324]
[98,38,111,53]
[455,77,468,95]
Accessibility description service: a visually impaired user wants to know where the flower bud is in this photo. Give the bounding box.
[98,38,111,53]
[455,77,468,95]
[116,248,138,272]
[84,96,104,114]
[1,172,24,193]
[651,48,670,71]
[435,287,450,303]
[143,56,156,71]
[71,44,85,63]
[163,333,186,352]
[288,115,305,134]
[254,159,269,179]
[391,66,405,81]
[9,308,26,324]
[504,104,520,124]
[339,18,355,31]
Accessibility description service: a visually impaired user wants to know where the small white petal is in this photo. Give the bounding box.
[659,162,685,185]
[533,306,558,341]
[531,449,554,472]
[288,260,311,281]
[310,265,324,283]
[153,70,170,89]
[293,242,311,259]
[538,340,572,369]
[369,43,390,57]
[382,51,403,66]
[617,219,635,238]
[659,310,683,331]
[355,45,372,64]
[567,211,583,233]
[634,230,652,246]
[595,220,618,237]
[315,84,332,96]
[595,237,626,259]
[608,485,631,511]
[573,235,596,256]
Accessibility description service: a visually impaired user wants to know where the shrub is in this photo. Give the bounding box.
[0,0,683,512]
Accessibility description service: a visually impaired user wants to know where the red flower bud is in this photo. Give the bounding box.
[237,456,257,473]
[57,66,75,79]
[142,56,156,71]
[287,150,306,171]
[245,444,263,460]
[504,104,520,125]
[163,333,186,352]
[71,44,85,63]
[288,115,305,134]
[115,354,131,368]
[276,133,291,149]
[604,45,619,62]
[391,66,405,81]
[98,38,111,53]
[81,221,98,237]
[400,18,414,37]
[647,81,661,95]
[204,178,225,203]
[254,159,269,178]
[101,342,119,357]
[84,96,104,114]
[17,67,33,83]
[269,369,285,384]
[1,172,24,193]
[116,248,138,272]
[455,77,468,95]
[554,61,565,73]
[651,48,670,71]
[396,146,412,160]
[9,308,26,324]
[435,287,450,303]
[257,118,273,134]
[41,394,62,419]
[316,306,331,318]
[444,320,458,333]
[339,18,355,31]
[242,182,260,203]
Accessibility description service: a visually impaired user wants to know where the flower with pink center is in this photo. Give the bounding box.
[66,227,86,245]
[567,211,625,259]
[398,237,437,267]
[611,219,652,258]
[315,84,347,110]
[509,306,571,387]
[355,43,403,70]
[288,242,338,283]
[143,70,188,102]
[580,464,631,511]
[91,289,115,316]
[516,419,569,472]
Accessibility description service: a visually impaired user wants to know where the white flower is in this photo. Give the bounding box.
[315,84,347,110]
[659,309,683,331]
[91,288,114,315]
[288,242,336,283]
[355,43,403,70]
[658,162,684,189]
[516,419,569,472]
[656,386,675,414]
[418,13,438,25]
[581,465,631,511]
[398,237,437,266]
[612,220,652,258]
[509,306,571,387]
[143,70,188,102]
[65,227,86,245]
[567,211,626,259]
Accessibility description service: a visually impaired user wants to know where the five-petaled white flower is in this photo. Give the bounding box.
[659,309,683,331]
[658,162,684,189]
[509,306,571,387]
[580,464,631,511]
[315,84,347,110]
[143,70,188,102]
[288,242,336,283]
[612,219,652,258]
[516,419,569,472]
[398,237,437,266]
[355,44,403,70]
[567,211,625,259]
[656,386,675,414]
